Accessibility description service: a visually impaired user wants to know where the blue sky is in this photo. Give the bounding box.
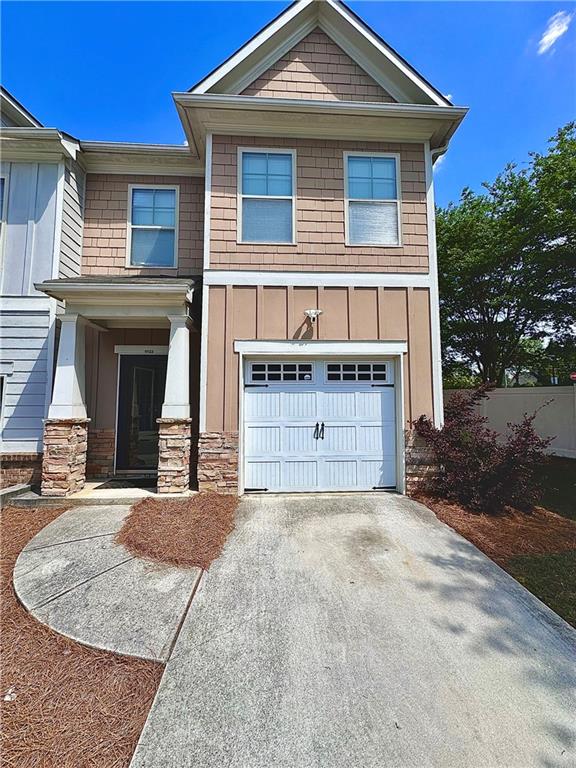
[2,1,574,206]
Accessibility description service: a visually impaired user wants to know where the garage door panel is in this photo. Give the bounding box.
[245,391,281,419]
[284,425,317,454]
[283,391,317,419]
[322,425,356,453]
[321,391,356,418]
[324,460,358,488]
[246,426,281,454]
[246,461,281,489]
[356,390,392,419]
[362,459,396,488]
[284,461,317,489]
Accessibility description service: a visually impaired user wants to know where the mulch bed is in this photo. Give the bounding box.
[414,493,576,567]
[115,492,239,570]
[0,505,163,768]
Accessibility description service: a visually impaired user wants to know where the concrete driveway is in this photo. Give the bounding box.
[131,494,576,768]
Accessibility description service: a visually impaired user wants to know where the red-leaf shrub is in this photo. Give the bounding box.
[413,384,552,513]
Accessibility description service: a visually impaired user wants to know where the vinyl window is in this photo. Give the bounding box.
[345,153,400,246]
[127,185,179,268]
[239,150,295,244]
[326,362,389,382]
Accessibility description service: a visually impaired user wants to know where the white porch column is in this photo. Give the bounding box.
[48,313,87,419]
[161,315,192,418]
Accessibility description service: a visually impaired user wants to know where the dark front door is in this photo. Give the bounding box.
[116,355,167,472]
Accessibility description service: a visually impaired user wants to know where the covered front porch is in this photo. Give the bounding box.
[36,277,200,497]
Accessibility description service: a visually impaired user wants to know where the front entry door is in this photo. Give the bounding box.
[116,355,167,472]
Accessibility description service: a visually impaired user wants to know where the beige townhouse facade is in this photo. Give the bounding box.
[1,0,466,497]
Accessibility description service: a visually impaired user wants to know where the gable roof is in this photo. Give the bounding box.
[0,86,43,127]
[190,0,451,107]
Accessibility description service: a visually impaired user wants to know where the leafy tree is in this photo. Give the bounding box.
[437,123,576,385]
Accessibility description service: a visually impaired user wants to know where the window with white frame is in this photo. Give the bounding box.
[239,150,295,243]
[128,186,178,267]
[250,362,313,382]
[326,362,389,382]
[345,154,400,246]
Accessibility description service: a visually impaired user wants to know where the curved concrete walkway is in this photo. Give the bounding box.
[14,505,201,662]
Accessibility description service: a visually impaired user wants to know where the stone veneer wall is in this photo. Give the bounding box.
[197,432,239,494]
[157,418,192,494]
[41,419,90,497]
[0,454,42,489]
[86,429,116,479]
[404,430,439,492]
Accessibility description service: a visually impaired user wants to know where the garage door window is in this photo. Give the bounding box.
[326,362,388,382]
[250,362,313,382]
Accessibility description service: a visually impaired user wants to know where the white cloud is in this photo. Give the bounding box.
[433,154,446,172]
[538,11,573,55]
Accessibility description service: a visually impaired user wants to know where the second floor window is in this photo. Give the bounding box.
[345,154,400,246]
[239,150,295,244]
[128,186,178,267]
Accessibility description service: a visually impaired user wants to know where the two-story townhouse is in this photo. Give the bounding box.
[5,0,466,498]
[0,87,85,488]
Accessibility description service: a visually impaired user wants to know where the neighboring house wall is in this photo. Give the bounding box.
[444,387,576,459]
[0,161,60,484]
[242,28,395,103]
[81,174,204,276]
[210,135,428,272]
[59,158,85,278]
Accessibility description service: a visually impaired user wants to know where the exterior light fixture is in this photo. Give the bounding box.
[304,309,323,323]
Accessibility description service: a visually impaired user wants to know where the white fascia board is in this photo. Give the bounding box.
[190,0,316,94]
[234,340,408,356]
[204,270,432,288]
[175,93,467,121]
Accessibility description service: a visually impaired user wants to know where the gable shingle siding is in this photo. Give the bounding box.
[242,28,395,103]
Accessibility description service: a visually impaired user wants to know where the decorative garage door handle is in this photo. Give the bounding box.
[319,422,325,439]
[313,422,319,439]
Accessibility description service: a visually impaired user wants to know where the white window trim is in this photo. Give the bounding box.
[237,147,297,246]
[249,360,315,384]
[324,360,392,384]
[0,373,6,436]
[126,183,180,269]
[343,151,402,248]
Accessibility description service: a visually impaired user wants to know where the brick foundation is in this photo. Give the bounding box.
[86,428,116,479]
[0,453,43,489]
[157,418,192,494]
[41,419,90,497]
[405,430,439,493]
[197,432,239,494]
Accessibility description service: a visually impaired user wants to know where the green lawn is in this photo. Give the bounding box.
[505,551,576,628]
[537,457,576,520]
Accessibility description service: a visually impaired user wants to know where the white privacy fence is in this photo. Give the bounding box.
[444,386,576,459]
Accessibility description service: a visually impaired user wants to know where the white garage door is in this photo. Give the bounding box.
[243,360,397,492]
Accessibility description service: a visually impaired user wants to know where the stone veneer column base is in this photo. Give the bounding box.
[404,430,439,493]
[157,418,192,494]
[41,418,90,497]
[197,432,239,494]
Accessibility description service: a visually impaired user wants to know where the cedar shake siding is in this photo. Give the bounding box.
[210,136,429,273]
[242,28,395,103]
[81,174,204,276]
[205,285,434,434]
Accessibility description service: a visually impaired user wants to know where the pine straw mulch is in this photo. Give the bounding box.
[413,493,576,567]
[1,504,163,768]
[115,492,239,570]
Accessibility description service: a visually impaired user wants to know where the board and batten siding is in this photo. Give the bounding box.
[205,284,434,433]
[59,158,85,279]
[0,305,51,451]
[0,161,61,452]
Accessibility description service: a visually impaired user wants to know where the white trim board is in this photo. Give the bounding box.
[234,340,408,356]
[424,141,444,427]
[204,270,431,288]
